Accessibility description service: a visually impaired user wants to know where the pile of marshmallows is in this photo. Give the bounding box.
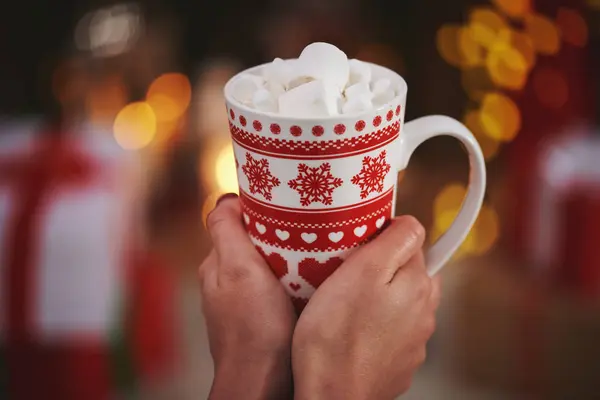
[231,42,399,118]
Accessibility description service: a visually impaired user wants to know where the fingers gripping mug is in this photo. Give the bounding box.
[224,62,486,312]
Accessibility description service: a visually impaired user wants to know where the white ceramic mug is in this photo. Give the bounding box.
[224,62,486,312]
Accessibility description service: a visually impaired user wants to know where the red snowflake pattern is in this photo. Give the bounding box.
[242,152,281,201]
[351,150,391,199]
[288,163,343,206]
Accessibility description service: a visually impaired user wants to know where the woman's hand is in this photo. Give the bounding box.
[199,195,296,400]
[292,216,441,400]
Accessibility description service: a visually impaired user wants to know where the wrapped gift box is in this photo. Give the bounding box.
[0,122,176,399]
[526,133,600,297]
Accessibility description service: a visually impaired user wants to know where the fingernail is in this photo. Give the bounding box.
[205,193,239,226]
[215,192,239,207]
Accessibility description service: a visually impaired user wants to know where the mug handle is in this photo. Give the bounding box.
[399,115,487,276]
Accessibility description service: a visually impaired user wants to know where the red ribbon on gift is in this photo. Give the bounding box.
[0,133,115,400]
[1,132,177,399]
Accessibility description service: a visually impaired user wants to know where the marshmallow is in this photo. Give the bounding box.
[287,76,315,91]
[278,80,339,117]
[232,73,265,104]
[348,59,372,87]
[344,81,373,101]
[262,58,294,89]
[252,88,278,113]
[372,88,396,107]
[296,42,349,92]
[337,96,345,114]
[265,80,285,98]
[371,78,392,96]
[342,94,373,114]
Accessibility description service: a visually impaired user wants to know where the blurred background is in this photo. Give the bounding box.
[0,0,598,398]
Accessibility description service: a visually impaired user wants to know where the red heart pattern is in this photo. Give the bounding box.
[255,246,289,279]
[291,297,309,314]
[289,282,301,291]
[298,257,343,288]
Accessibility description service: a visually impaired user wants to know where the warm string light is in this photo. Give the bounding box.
[113,101,156,149]
[199,136,240,227]
[214,145,239,194]
[432,183,500,260]
[111,72,191,150]
[433,2,588,260]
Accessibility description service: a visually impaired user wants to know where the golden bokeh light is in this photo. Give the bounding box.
[492,0,531,19]
[434,183,466,218]
[113,102,157,150]
[214,145,239,194]
[146,73,192,122]
[152,120,180,150]
[480,92,521,142]
[533,67,569,109]
[486,44,528,90]
[556,8,589,48]
[469,8,508,49]
[459,27,485,67]
[469,205,500,256]
[464,110,501,160]
[524,13,561,55]
[436,25,465,68]
[588,0,600,10]
[508,30,537,71]
[432,184,500,259]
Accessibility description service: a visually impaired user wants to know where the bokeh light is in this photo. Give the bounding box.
[432,183,500,259]
[469,205,501,256]
[480,92,521,142]
[146,73,192,122]
[533,67,569,109]
[458,27,485,67]
[556,8,589,48]
[436,25,465,68]
[463,110,501,160]
[486,42,528,91]
[434,183,467,218]
[214,145,239,194]
[492,0,531,19]
[468,8,508,49]
[524,13,561,55]
[113,102,157,149]
[508,30,537,71]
